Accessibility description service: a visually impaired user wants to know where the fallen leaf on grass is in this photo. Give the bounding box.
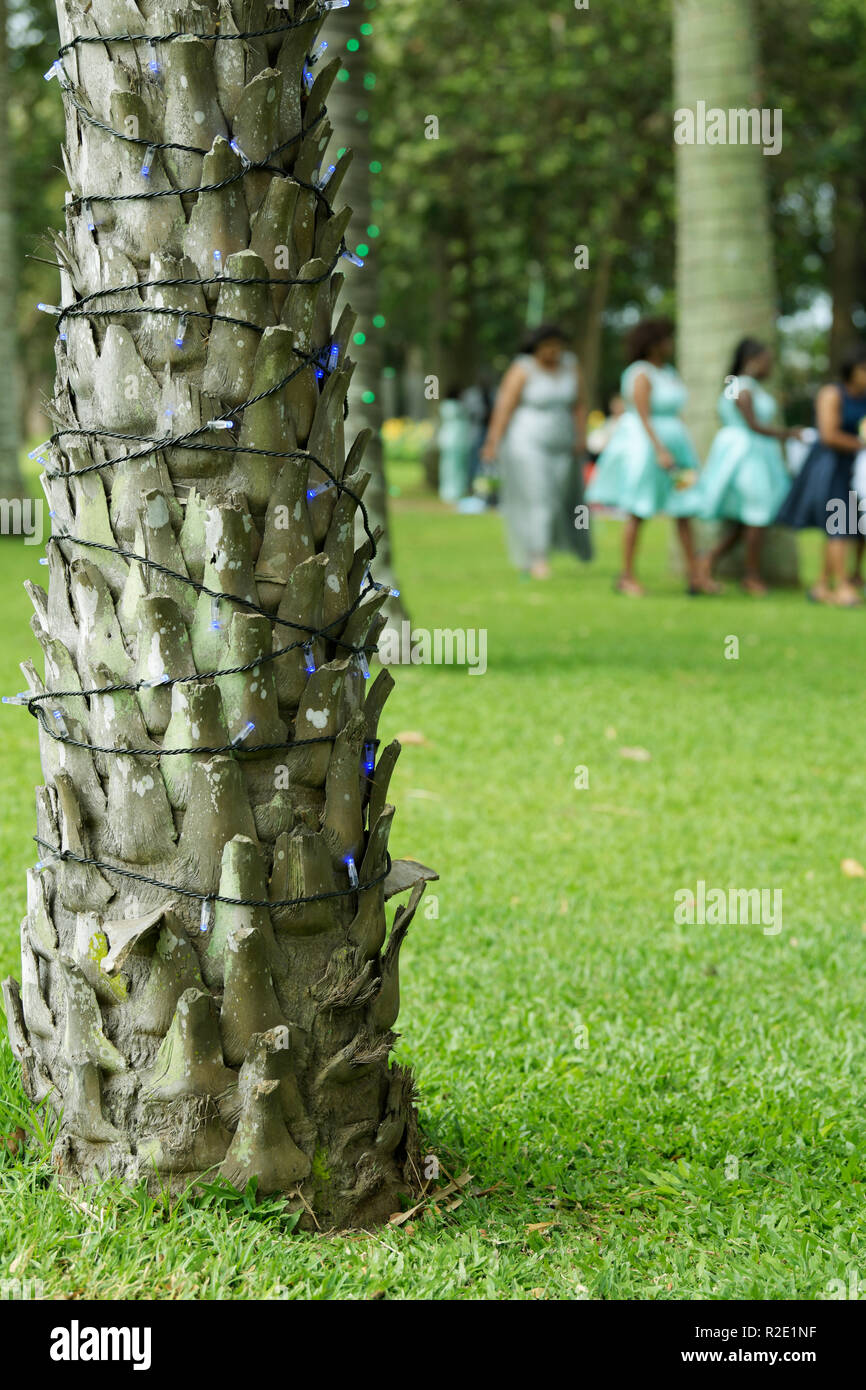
[619,746,651,762]
[3,1126,25,1156]
[10,1242,34,1276]
[388,1171,472,1227]
[841,858,866,878]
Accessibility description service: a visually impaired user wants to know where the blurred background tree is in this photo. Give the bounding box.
[325,0,406,616]
[8,0,64,442]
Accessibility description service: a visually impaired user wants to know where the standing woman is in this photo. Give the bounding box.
[481,325,591,579]
[687,340,800,595]
[586,317,714,596]
[775,343,866,605]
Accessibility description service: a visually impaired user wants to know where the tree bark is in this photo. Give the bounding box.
[3,0,432,1230]
[0,0,23,500]
[674,0,798,584]
[577,240,615,414]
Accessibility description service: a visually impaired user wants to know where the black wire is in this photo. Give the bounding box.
[65,108,331,209]
[43,529,378,652]
[33,838,392,910]
[57,18,321,61]
[55,270,337,332]
[23,11,390,913]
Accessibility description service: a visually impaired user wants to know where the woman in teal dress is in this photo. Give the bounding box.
[586,317,714,596]
[686,340,800,596]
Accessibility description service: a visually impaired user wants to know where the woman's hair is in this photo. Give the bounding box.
[520,323,569,355]
[839,342,866,383]
[626,317,674,364]
[728,338,767,378]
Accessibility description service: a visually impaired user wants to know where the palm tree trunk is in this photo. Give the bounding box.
[321,2,406,621]
[2,0,432,1229]
[0,0,23,500]
[674,0,798,585]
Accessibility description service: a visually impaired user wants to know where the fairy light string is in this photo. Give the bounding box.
[14,0,394,912]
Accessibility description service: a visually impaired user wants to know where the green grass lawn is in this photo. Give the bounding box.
[1,473,865,1300]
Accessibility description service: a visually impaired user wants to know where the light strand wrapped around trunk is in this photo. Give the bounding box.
[2,0,436,1231]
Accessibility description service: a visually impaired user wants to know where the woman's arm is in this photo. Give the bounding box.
[734,387,801,440]
[632,370,674,469]
[816,383,862,453]
[481,364,528,461]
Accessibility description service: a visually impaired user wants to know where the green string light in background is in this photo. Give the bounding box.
[336,4,386,384]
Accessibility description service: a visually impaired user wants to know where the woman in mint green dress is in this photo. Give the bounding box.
[586,318,714,596]
[687,340,800,595]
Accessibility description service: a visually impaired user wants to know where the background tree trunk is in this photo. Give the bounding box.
[323,1,406,623]
[674,0,798,585]
[0,0,23,501]
[3,0,432,1230]
[828,175,863,375]
[576,241,615,414]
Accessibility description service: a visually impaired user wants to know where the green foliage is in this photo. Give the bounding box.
[375,0,675,390]
[9,0,866,412]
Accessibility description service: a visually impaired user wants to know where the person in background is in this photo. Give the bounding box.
[437,386,472,503]
[775,343,866,606]
[850,417,866,589]
[586,317,716,597]
[586,394,626,462]
[461,377,494,497]
[481,324,590,578]
[684,339,800,596]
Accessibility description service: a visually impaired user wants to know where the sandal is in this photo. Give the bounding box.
[741,577,768,597]
[614,577,645,597]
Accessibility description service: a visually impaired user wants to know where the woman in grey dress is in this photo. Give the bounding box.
[481,325,591,578]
